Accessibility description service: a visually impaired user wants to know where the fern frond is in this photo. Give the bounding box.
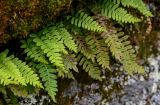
[62,54,78,79]
[103,31,144,74]
[85,35,110,69]
[9,55,43,88]
[63,54,78,72]
[21,38,48,64]
[74,35,95,61]
[77,54,102,81]
[100,1,141,23]
[22,25,77,77]
[55,24,77,53]
[69,11,106,32]
[0,50,25,85]
[31,33,65,69]
[111,0,152,17]
[64,71,75,79]
[36,64,58,102]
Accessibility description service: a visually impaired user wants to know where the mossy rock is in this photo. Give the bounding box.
[0,0,71,44]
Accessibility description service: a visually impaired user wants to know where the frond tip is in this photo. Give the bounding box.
[69,11,106,32]
[0,50,42,88]
[37,64,58,102]
[100,1,141,23]
[77,54,102,81]
[103,31,144,74]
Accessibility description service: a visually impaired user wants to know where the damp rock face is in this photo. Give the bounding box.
[0,0,71,44]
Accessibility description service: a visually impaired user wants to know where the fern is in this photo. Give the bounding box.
[74,35,95,61]
[111,0,152,17]
[21,38,48,64]
[63,54,78,72]
[103,31,144,74]
[55,24,77,53]
[36,63,58,102]
[85,35,110,69]
[31,33,65,68]
[0,50,25,85]
[62,54,78,79]
[69,11,106,32]
[0,50,42,89]
[9,55,43,88]
[22,24,77,77]
[0,0,152,103]
[100,0,141,23]
[77,54,102,81]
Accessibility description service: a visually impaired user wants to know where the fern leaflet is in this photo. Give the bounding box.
[0,50,25,85]
[77,54,102,81]
[9,55,43,88]
[36,64,58,102]
[100,0,141,23]
[111,0,152,17]
[21,38,48,64]
[69,11,106,32]
[85,35,110,69]
[74,35,95,61]
[104,31,144,74]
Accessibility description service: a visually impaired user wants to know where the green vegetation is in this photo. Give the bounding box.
[0,0,152,104]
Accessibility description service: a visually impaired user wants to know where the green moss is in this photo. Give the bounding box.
[0,0,72,44]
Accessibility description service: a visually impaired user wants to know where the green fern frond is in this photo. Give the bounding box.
[31,33,65,69]
[69,11,106,32]
[36,64,58,102]
[0,50,25,85]
[21,38,48,64]
[85,35,110,69]
[0,70,16,85]
[9,55,43,88]
[77,54,102,81]
[111,0,152,17]
[55,24,77,53]
[22,24,78,77]
[96,50,110,69]
[103,31,144,74]
[100,0,141,23]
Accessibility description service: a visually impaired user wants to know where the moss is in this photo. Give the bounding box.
[0,0,71,44]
